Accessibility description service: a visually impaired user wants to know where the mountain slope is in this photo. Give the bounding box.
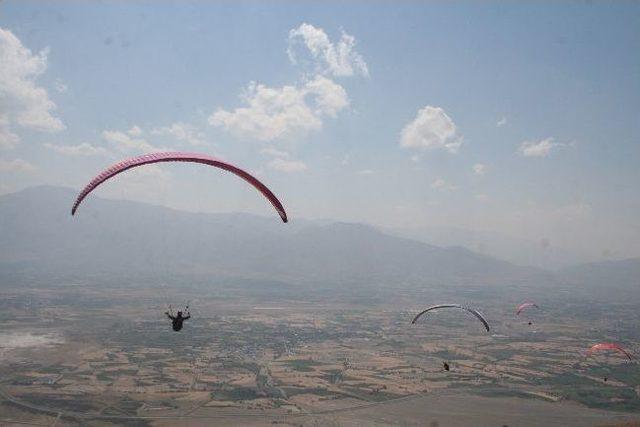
[0,186,548,287]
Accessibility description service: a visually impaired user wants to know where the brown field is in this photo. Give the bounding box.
[1,284,639,426]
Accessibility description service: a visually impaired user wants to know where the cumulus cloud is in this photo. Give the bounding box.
[261,146,307,172]
[102,129,157,153]
[0,114,19,150]
[497,116,507,127]
[209,75,348,141]
[152,122,204,145]
[519,137,557,157]
[44,142,108,156]
[127,125,142,136]
[305,75,349,117]
[260,147,290,158]
[105,163,173,200]
[0,158,37,173]
[287,23,368,78]
[0,28,65,134]
[400,106,462,154]
[268,157,308,173]
[431,177,457,191]
[473,163,487,176]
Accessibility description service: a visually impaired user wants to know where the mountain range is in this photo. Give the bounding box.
[0,186,637,293]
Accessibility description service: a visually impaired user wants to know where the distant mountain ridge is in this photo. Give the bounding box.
[0,186,605,290]
[386,225,598,270]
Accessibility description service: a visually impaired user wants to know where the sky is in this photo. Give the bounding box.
[1,1,639,261]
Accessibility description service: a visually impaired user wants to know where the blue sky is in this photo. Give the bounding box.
[1,1,639,261]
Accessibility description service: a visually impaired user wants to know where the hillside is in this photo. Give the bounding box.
[0,186,549,288]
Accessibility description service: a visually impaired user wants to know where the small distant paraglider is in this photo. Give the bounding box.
[515,302,539,316]
[586,343,633,360]
[411,304,491,332]
[516,301,539,326]
[586,343,633,383]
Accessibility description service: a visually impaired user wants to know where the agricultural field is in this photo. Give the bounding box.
[1,283,639,426]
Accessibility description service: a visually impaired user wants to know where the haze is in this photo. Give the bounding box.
[2,1,639,269]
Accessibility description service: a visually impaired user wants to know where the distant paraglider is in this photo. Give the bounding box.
[515,302,539,316]
[71,152,288,222]
[411,304,491,332]
[585,343,632,383]
[586,343,633,360]
[516,302,539,326]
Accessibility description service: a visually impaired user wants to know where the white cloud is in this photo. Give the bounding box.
[127,125,142,136]
[44,142,108,156]
[0,114,19,149]
[287,23,369,78]
[0,28,65,133]
[400,106,462,153]
[209,75,349,141]
[519,137,556,157]
[152,122,204,146]
[305,75,349,117]
[431,177,457,191]
[267,157,308,173]
[472,163,487,176]
[104,163,173,199]
[260,147,290,158]
[0,158,37,173]
[497,116,507,127]
[102,129,157,153]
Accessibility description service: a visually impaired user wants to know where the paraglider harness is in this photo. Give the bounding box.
[165,304,190,332]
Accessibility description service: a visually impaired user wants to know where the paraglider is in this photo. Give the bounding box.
[165,305,190,332]
[516,302,539,326]
[586,343,633,360]
[585,343,632,383]
[71,152,288,222]
[411,304,491,332]
[515,302,539,316]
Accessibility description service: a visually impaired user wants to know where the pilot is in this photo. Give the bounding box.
[165,310,190,332]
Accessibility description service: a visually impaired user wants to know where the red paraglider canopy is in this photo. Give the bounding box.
[71,152,288,222]
[586,343,633,360]
[515,302,539,316]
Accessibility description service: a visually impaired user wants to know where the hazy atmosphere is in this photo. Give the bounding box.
[1,2,639,426]
[2,1,639,267]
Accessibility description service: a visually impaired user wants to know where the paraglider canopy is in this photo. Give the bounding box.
[586,343,633,360]
[411,304,490,332]
[515,302,539,316]
[71,152,288,222]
